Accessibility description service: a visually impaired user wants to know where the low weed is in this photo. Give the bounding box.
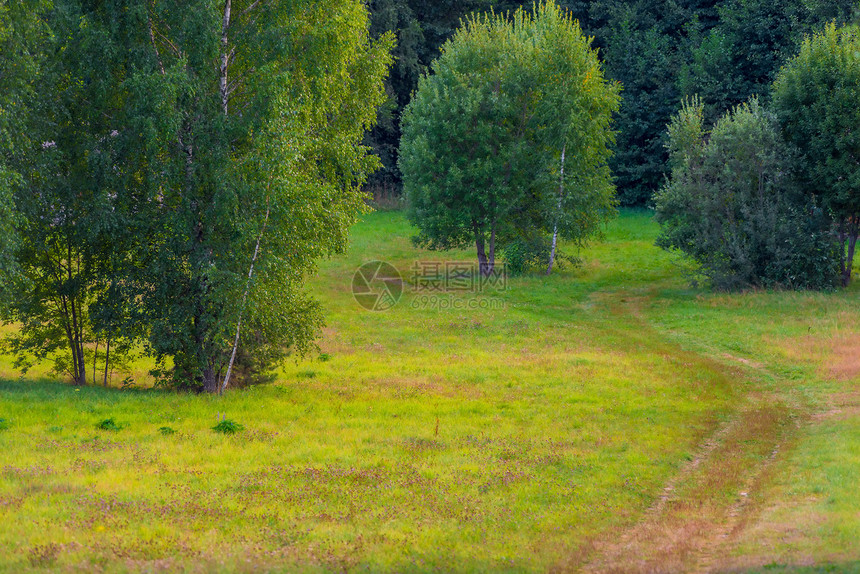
[212,419,244,434]
[95,418,122,431]
[28,543,60,568]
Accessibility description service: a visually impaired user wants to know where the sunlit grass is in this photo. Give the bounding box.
[0,209,858,572]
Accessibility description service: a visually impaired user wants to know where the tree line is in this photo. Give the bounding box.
[366,0,859,205]
[2,0,858,392]
[399,3,860,288]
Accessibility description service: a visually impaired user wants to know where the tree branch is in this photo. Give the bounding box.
[147,4,165,75]
[236,0,266,22]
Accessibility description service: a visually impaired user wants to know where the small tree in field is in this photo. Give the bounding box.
[772,23,860,286]
[399,1,619,277]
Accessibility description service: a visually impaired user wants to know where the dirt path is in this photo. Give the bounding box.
[556,293,860,573]
[567,300,810,573]
[575,393,795,573]
[690,440,784,574]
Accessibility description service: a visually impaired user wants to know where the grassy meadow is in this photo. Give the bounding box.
[1,210,859,572]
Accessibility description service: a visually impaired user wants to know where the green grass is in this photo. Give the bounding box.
[0,209,858,572]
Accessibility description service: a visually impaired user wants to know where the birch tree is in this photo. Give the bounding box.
[399,1,618,277]
[527,3,620,274]
[2,0,393,391]
[136,0,393,392]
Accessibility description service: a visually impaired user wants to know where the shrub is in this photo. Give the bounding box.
[655,98,841,290]
[212,420,244,434]
[224,328,283,389]
[504,236,552,276]
[504,234,580,276]
[772,23,860,286]
[95,418,123,431]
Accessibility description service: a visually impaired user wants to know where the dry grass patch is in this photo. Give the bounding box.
[782,332,860,383]
[576,401,796,574]
[826,336,860,382]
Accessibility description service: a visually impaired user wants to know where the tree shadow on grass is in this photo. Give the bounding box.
[0,377,170,399]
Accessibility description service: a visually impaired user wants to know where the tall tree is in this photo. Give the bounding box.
[772,23,860,286]
[2,0,393,391]
[1,1,97,384]
[400,1,619,276]
[599,15,680,205]
[2,1,162,384]
[136,0,393,392]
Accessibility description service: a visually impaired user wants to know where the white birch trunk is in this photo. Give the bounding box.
[547,143,566,275]
[219,0,232,115]
[221,197,270,394]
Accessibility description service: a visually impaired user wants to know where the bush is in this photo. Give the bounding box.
[655,98,841,290]
[95,418,123,431]
[212,420,244,434]
[504,236,552,276]
[226,329,283,389]
[772,23,860,286]
[504,234,580,276]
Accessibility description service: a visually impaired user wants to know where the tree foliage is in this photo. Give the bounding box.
[655,98,841,290]
[587,0,855,205]
[0,0,51,307]
[1,1,392,391]
[0,0,113,385]
[680,0,858,122]
[371,0,859,206]
[772,23,860,286]
[399,1,619,276]
[365,0,495,190]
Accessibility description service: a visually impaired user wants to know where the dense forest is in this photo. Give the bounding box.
[365,0,859,205]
